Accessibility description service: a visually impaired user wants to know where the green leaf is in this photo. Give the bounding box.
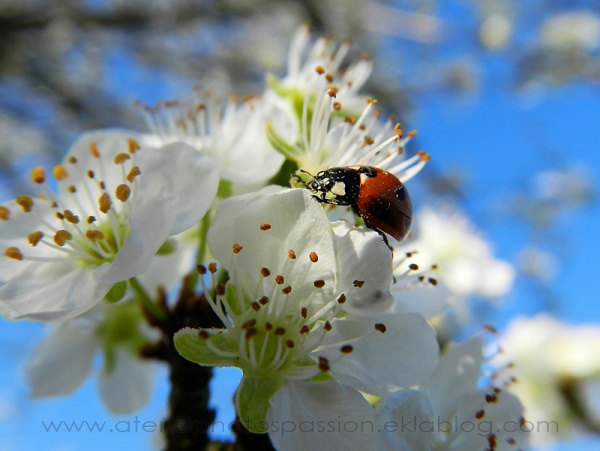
[236,374,283,433]
[174,327,238,367]
[104,281,127,303]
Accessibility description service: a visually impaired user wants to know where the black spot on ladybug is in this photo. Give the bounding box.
[305,166,412,248]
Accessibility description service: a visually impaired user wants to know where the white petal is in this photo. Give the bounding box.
[27,323,98,397]
[390,281,450,318]
[0,263,110,321]
[267,379,376,451]
[320,314,439,396]
[332,221,393,314]
[375,389,436,451]
[428,337,484,420]
[99,347,154,414]
[208,188,338,310]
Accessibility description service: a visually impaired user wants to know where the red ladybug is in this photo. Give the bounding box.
[306,165,412,247]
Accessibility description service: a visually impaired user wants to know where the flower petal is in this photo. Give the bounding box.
[267,379,376,451]
[99,347,154,414]
[27,323,98,397]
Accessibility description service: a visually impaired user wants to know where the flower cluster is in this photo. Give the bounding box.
[0,26,527,448]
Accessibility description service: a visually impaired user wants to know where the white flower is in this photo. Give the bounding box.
[495,315,600,445]
[376,337,528,451]
[0,130,219,321]
[27,301,155,414]
[137,89,284,185]
[540,11,600,51]
[174,188,439,448]
[396,206,514,300]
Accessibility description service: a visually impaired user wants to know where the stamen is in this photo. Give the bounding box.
[5,247,23,261]
[31,167,46,184]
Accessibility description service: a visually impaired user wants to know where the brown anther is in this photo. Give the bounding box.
[428,277,438,286]
[431,264,438,270]
[418,150,431,161]
[232,243,243,253]
[313,280,325,288]
[198,330,210,339]
[87,216,96,224]
[67,156,77,164]
[324,321,332,331]
[344,116,356,125]
[53,230,73,246]
[407,130,418,138]
[364,135,374,145]
[488,434,497,448]
[56,212,65,220]
[31,166,46,184]
[485,393,498,404]
[301,307,308,318]
[337,294,347,304]
[208,262,217,273]
[16,195,34,212]
[327,88,337,98]
[375,323,387,333]
[68,185,77,193]
[114,153,130,165]
[341,345,353,354]
[409,263,419,271]
[115,184,131,202]
[506,437,516,445]
[216,283,226,296]
[259,296,269,305]
[475,409,486,419]
[353,280,365,287]
[282,286,292,295]
[261,267,271,277]
[315,65,325,74]
[86,230,105,242]
[99,181,105,190]
[0,206,10,220]
[288,249,296,259]
[87,170,95,179]
[27,231,44,246]
[197,265,207,275]
[53,164,68,180]
[309,251,318,262]
[251,302,261,311]
[274,327,286,336]
[265,322,273,331]
[245,329,258,340]
[286,340,294,349]
[318,357,330,372]
[259,223,271,231]
[275,275,284,285]
[5,247,23,261]
[99,193,111,213]
[127,138,140,154]
[484,324,498,334]
[333,101,342,111]
[300,325,310,335]
[63,210,79,224]
[127,166,141,183]
[89,142,100,158]
[393,123,403,137]
[325,73,333,82]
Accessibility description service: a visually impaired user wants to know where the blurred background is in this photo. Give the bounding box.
[0,0,599,449]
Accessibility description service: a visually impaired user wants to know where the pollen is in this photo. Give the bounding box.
[313,280,325,288]
[208,262,217,273]
[407,130,418,138]
[63,210,79,224]
[67,185,77,193]
[309,251,319,262]
[286,340,295,349]
[475,409,486,419]
[251,302,261,311]
[259,223,271,230]
[31,166,46,184]
[315,65,325,74]
[0,206,9,220]
[288,249,296,259]
[54,230,73,246]
[485,393,499,404]
[127,138,140,154]
[337,294,347,304]
[16,195,34,212]
[198,330,210,339]
[282,286,292,295]
[301,307,307,318]
[87,216,96,224]
[333,101,342,111]
[259,296,269,305]
[67,156,77,164]
[275,275,284,285]
[27,231,44,246]
[418,150,431,161]
[216,283,226,296]
[232,243,243,253]
[261,268,271,277]
[98,193,111,213]
[89,142,100,158]
[375,323,387,333]
[324,321,332,331]
[409,263,419,271]
[353,280,365,287]
[300,325,309,334]
[341,345,353,354]
[127,166,141,183]
[197,264,207,274]
[114,153,131,164]
[87,170,95,179]
[274,327,286,336]
[5,247,23,260]
[86,230,105,242]
[53,164,68,180]
[115,184,131,202]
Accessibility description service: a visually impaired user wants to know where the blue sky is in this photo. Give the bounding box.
[1,6,600,450]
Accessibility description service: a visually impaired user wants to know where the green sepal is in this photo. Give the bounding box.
[104,281,127,303]
[266,121,300,161]
[156,238,177,255]
[174,327,238,367]
[236,373,283,433]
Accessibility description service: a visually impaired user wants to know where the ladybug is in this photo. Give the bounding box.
[305,165,412,247]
